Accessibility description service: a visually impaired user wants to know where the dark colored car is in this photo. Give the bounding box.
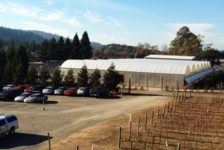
[89,87,109,98]
[64,87,77,96]
[32,85,45,93]
[77,87,90,96]
[54,87,65,95]
[0,89,23,101]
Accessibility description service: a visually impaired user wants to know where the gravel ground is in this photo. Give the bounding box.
[0,94,168,150]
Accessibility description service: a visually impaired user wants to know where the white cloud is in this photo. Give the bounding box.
[0,1,81,27]
[107,17,122,27]
[63,18,81,27]
[83,10,103,23]
[22,21,74,38]
[45,0,55,5]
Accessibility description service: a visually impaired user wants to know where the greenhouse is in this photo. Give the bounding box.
[60,59,213,90]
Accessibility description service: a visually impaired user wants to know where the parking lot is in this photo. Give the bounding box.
[0,94,168,150]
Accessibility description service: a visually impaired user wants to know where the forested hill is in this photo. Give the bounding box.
[0,27,46,45]
[0,27,103,49]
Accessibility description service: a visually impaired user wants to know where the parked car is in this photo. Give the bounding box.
[0,114,19,136]
[32,85,45,93]
[0,89,23,101]
[77,87,90,96]
[54,87,65,95]
[24,93,48,103]
[42,86,56,95]
[89,87,109,98]
[14,92,32,102]
[2,84,15,91]
[24,86,32,92]
[64,87,77,96]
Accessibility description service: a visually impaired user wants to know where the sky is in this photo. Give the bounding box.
[0,0,224,50]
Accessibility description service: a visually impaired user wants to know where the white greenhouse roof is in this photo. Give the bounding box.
[145,55,195,60]
[61,59,211,75]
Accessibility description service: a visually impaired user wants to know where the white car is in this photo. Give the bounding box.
[0,114,19,136]
[24,93,48,103]
[2,84,15,91]
[14,92,32,102]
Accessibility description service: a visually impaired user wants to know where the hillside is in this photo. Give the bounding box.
[0,27,103,49]
[0,27,45,45]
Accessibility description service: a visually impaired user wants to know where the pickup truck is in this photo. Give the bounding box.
[0,114,19,136]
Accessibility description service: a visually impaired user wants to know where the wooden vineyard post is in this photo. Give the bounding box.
[145,114,148,130]
[137,116,140,136]
[76,145,79,150]
[129,121,132,141]
[152,110,154,123]
[151,135,154,150]
[118,127,122,149]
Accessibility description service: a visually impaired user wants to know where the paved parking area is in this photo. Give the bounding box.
[0,94,168,150]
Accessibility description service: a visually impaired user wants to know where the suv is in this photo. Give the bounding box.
[0,114,19,136]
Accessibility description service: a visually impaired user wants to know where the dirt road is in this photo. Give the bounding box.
[0,95,169,150]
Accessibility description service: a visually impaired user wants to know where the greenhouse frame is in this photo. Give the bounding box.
[60,59,213,90]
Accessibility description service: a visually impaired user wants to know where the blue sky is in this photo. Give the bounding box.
[0,0,224,50]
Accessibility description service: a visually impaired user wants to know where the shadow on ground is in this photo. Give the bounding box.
[0,132,52,149]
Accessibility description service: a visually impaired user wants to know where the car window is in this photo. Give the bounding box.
[0,119,6,126]
[6,116,17,123]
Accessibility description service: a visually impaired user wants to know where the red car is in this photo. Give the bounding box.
[24,86,32,92]
[63,88,77,96]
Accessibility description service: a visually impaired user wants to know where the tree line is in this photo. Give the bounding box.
[26,64,123,92]
[37,31,92,61]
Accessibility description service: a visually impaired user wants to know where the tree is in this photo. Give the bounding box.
[103,64,124,91]
[52,68,62,86]
[4,39,16,83]
[169,26,203,56]
[89,69,101,87]
[13,45,29,83]
[26,66,38,85]
[64,69,75,86]
[77,65,89,87]
[48,38,57,60]
[64,38,73,59]
[39,66,49,85]
[80,31,92,59]
[0,49,6,85]
[56,37,64,60]
[38,40,49,61]
[71,33,80,59]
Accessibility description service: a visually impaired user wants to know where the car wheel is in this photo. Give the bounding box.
[8,127,15,135]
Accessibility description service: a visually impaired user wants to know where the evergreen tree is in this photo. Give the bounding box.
[89,69,101,87]
[26,66,38,85]
[64,69,75,86]
[4,40,16,83]
[0,49,6,85]
[71,33,80,59]
[52,68,62,86]
[103,64,124,91]
[64,38,73,59]
[39,40,49,61]
[13,45,29,83]
[77,65,89,87]
[56,37,64,60]
[80,31,92,59]
[48,38,57,60]
[39,66,49,85]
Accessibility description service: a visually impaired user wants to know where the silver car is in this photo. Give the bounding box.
[24,93,48,103]
[14,92,32,102]
[54,87,65,95]
[42,86,56,95]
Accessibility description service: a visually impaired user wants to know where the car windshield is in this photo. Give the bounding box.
[0,91,9,94]
[46,86,54,89]
[21,93,31,96]
[30,94,40,97]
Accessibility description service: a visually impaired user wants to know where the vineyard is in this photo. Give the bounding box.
[118,91,224,150]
